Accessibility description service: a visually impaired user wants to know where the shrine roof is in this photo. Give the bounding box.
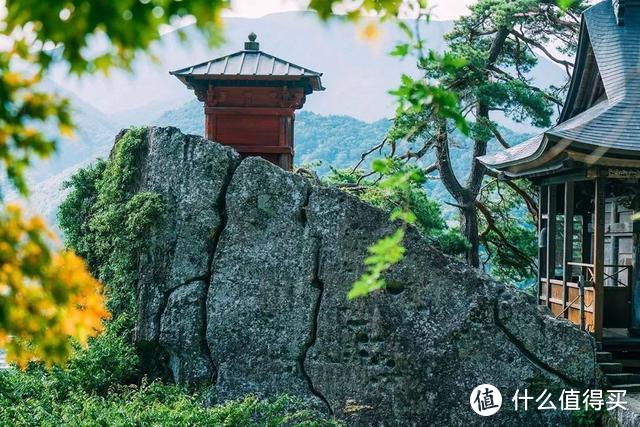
[170,33,324,92]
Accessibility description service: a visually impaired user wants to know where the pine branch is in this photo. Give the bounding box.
[510,29,574,70]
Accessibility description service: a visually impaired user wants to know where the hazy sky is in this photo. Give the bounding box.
[49,0,482,117]
[225,0,477,20]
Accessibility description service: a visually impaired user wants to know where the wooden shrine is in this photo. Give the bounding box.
[170,33,324,170]
[479,0,640,342]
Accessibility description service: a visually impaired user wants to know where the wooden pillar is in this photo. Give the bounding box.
[547,185,558,308]
[206,114,211,140]
[611,201,619,287]
[582,213,592,264]
[594,177,606,340]
[632,232,640,334]
[204,84,215,141]
[631,193,640,335]
[563,182,575,318]
[538,185,547,305]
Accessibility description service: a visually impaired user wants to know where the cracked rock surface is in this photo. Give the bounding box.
[133,126,240,384]
[132,127,600,426]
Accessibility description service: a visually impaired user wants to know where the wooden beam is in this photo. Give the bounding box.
[547,184,558,308]
[593,177,606,341]
[587,166,640,179]
[205,107,296,116]
[563,181,575,318]
[533,171,588,186]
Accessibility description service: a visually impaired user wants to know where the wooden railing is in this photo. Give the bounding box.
[538,262,596,332]
[567,262,595,286]
[542,262,632,334]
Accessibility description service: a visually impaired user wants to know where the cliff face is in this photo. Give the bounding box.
[109,127,598,425]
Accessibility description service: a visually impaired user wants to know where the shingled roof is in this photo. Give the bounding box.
[474,134,545,169]
[170,33,324,93]
[479,0,640,176]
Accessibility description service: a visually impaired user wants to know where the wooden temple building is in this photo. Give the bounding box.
[479,0,640,345]
[170,33,324,170]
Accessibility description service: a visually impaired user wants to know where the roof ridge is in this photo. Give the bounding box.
[170,49,322,77]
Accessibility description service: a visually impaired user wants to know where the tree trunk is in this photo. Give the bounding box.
[433,121,481,267]
[432,29,511,269]
[461,204,480,267]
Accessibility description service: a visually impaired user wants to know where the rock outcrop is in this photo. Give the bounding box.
[125,127,600,425]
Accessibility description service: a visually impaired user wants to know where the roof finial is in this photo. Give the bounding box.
[245,32,259,50]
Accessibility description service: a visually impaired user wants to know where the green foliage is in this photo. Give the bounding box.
[0,377,338,427]
[308,0,417,20]
[558,0,578,10]
[0,312,331,425]
[124,192,165,239]
[0,44,109,365]
[390,72,469,135]
[388,12,470,134]
[59,128,166,322]
[295,112,393,175]
[4,0,229,75]
[43,321,137,400]
[435,228,473,257]
[389,0,581,143]
[0,321,138,416]
[0,312,335,425]
[57,160,107,264]
[392,0,587,138]
[52,319,139,398]
[95,128,148,207]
